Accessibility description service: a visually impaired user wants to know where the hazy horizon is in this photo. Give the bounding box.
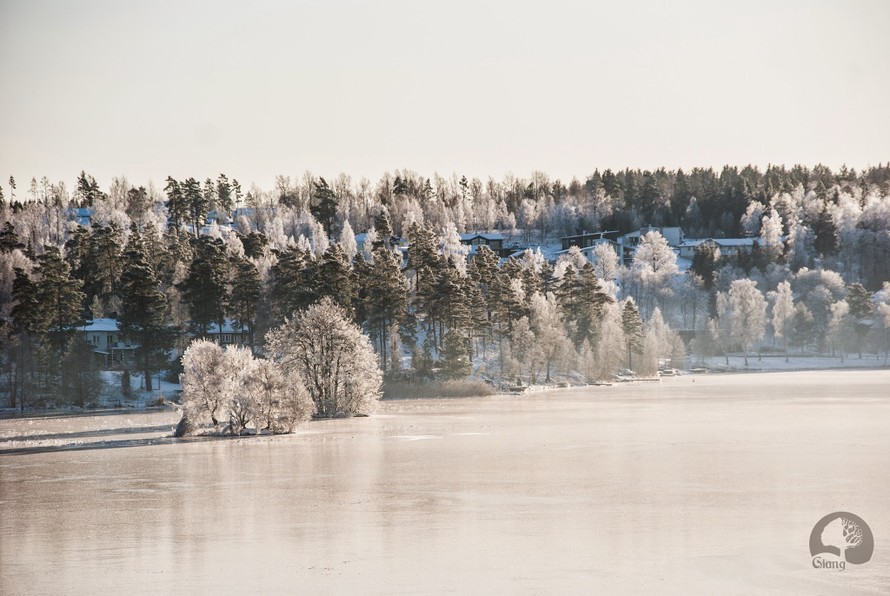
[2,0,889,191]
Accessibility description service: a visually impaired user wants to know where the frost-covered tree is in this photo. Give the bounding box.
[243,358,313,433]
[594,301,625,380]
[760,208,784,261]
[528,291,567,382]
[339,219,358,261]
[725,279,767,365]
[631,231,678,318]
[768,280,794,361]
[741,201,765,236]
[621,298,644,371]
[266,297,382,417]
[440,221,469,276]
[592,243,620,282]
[180,340,230,428]
[827,300,856,361]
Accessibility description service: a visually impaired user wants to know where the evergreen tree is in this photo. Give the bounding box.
[119,229,172,390]
[183,177,209,237]
[429,261,471,345]
[89,224,126,315]
[125,185,151,221]
[237,230,268,259]
[691,241,720,291]
[441,328,472,379]
[216,173,234,214]
[361,247,408,370]
[406,222,439,309]
[373,208,394,248]
[0,221,24,253]
[34,247,86,401]
[228,256,262,352]
[316,243,355,312]
[271,246,318,320]
[576,262,611,345]
[10,267,41,409]
[310,177,338,237]
[75,170,104,206]
[813,204,838,256]
[164,176,188,231]
[621,299,644,370]
[177,236,229,337]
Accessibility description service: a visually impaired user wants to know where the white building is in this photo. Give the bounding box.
[80,318,138,368]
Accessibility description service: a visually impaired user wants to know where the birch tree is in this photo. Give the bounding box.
[726,279,767,365]
[266,297,382,417]
[768,280,794,361]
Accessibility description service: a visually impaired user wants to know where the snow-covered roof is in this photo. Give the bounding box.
[81,318,120,332]
[555,239,619,255]
[460,233,505,242]
[207,321,248,334]
[679,237,757,248]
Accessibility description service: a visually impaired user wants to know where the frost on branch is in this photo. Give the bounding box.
[266,297,382,418]
[178,339,312,435]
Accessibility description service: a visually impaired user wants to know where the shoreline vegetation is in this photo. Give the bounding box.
[3,165,890,417]
[1,368,887,457]
[2,357,887,422]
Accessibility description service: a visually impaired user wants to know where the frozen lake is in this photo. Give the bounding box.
[2,370,889,594]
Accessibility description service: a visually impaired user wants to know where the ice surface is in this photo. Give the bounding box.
[1,370,888,594]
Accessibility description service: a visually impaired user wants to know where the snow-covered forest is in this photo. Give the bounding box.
[2,164,890,411]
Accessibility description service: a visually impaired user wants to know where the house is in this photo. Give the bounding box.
[555,238,624,265]
[560,230,619,251]
[460,233,505,253]
[206,321,251,347]
[618,226,685,249]
[80,318,137,367]
[677,237,758,260]
[66,207,94,226]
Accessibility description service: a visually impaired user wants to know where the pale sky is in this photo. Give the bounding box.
[2,0,889,191]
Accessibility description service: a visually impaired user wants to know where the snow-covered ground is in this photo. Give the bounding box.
[690,353,888,373]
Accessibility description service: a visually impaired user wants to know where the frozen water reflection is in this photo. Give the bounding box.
[2,370,889,594]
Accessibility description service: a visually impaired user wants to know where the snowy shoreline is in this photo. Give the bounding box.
[2,356,887,421]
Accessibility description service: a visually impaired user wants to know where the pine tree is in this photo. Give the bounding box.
[576,262,612,345]
[361,247,408,370]
[164,176,188,231]
[316,243,355,312]
[310,177,338,237]
[228,256,262,352]
[34,247,86,401]
[216,174,234,214]
[621,299,644,371]
[119,229,171,390]
[441,328,472,379]
[183,177,209,237]
[89,224,126,315]
[177,236,229,337]
[813,204,838,256]
[691,241,720,291]
[373,208,394,249]
[10,267,41,409]
[271,246,318,320]
[0,221,24,253]
[406,222,439,307]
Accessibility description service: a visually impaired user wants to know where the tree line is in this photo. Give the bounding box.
[1,164,890,408]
